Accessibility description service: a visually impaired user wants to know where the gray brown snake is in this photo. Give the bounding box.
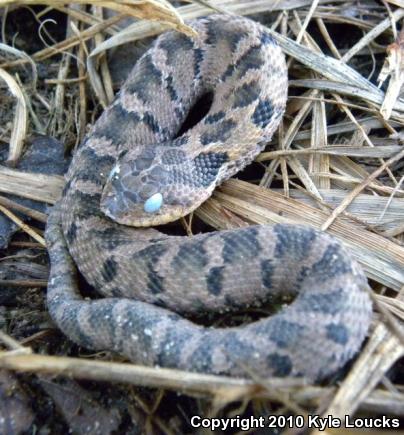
[45,14,372,381]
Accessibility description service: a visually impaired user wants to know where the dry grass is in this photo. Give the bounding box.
[0,0,403,432]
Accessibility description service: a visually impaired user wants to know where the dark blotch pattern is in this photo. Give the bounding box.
[126,54,162,102]
[94,104,141,145]
[326,323,349,345]
[172,136,189,147]
[204,111,225,124]
[135,242,169,264]
[147,270,165,295]
[309,243,352,280]
[206,266,224,295]
[206,21,248,51]
[274,225,316,260]
[252,99,274,128]
[134,244,169,295]
[79,147,116,170]
[236,46,265,77]
[165,75,178,102]
[261,32,276,45]
[187,335,215,372]
[261,259,274,289]
[267,353,293,376]
[101,257,118,283]
[91,226,132,251]
[86,302,116,343]
[165,152,228,189]
[223,332,257,360]
[109,287,123,297]
[194,48,204,78]
[200,119,236,145]
[193,152,229,187]
[173,239,208,270]
[232,81,260,108]
[73,169,103,186]
[268,319,301,348]
[68,190,103,220]
[161,149,186,165]
[156,323,194,368]
[65,221,78,244]
[134,147,156,171]
[220,39,265,81]
[159,32,194,61]
[123,305,159,353]
[294,265,311,291]
[298,288,345,315]
[143,112,162,134]
[221,64,235,81]
[62,310,100,350]
[222,227,260,263]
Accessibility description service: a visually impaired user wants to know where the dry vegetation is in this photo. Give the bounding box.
[0,0,403,433]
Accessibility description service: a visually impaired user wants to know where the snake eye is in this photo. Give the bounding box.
[144,192,163,213]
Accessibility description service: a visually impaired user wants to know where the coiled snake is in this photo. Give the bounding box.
[45,14,372,381]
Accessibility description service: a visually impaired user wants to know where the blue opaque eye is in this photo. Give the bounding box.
[144,193,163,213]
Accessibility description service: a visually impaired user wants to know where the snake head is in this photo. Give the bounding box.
[100,146,199,226]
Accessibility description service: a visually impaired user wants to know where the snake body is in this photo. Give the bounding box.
[45,15,372,381]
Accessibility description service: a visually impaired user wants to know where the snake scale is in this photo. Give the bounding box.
[45,14,372,381]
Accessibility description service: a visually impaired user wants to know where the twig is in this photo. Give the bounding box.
[321,148,404,230]
[0,204,46,245]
